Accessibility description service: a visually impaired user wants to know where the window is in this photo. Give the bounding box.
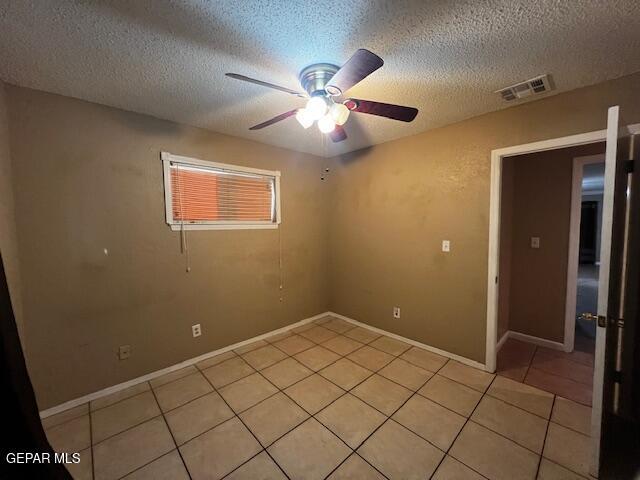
[161,152,281,230]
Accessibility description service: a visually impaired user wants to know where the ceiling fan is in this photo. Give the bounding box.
[225,49,418,143]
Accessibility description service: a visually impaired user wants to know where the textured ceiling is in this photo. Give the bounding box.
[1,1,639,157]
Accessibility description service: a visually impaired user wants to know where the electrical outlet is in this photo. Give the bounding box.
[442,240,450,252]
[393,306,401,319]
[118,345,131,360]
[192,324,202,338]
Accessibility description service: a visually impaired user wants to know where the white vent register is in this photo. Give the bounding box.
[496,74,553,101]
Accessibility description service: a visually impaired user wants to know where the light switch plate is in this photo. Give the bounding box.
[442,240,450,252]
[531,237,540,249]
[118,345,131,360]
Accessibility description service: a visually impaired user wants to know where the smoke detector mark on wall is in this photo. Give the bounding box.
[496,74,554,102]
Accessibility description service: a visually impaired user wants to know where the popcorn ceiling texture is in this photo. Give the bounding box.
[1,0,639,157]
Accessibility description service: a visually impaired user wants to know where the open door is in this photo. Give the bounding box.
[591,106,639,478]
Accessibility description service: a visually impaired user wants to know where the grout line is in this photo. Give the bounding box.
[535,395,556,479]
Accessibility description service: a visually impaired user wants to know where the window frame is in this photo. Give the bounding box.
[161,151,281,231]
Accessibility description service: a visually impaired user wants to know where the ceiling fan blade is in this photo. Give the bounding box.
[249,109,299,130]
[226,73,306,97]
[329,125,347,143]
[325,49,383,96]
[345,98,418,122]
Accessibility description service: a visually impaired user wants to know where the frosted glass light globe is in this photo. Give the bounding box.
[318,114,336,133]
[306,96,328,121]
[329,103,350,126]
[295,108,314,129]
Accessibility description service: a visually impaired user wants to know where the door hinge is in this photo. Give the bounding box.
[612,370,623,384]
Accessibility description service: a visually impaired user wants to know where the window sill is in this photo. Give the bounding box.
[168,223,279,231]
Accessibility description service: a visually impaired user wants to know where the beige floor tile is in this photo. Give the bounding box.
[400,347,448,372]
[273,334,314,355]
[153,373,213,412]
[261,357,313,389]
[319,358,373,390]
[91,382,150,411]
[202,356,255,388]
[268,418,351,480]
[321,335,363,356]
[266,329,294,343]
[351,374,412,415]
[551,396,591,435]
[66,448,92,480]
[298,325,339,343]
[439,361,495,392]
[180,417,261,480]
[326,454,386,479]
[195,350,236,370]
[122,450,189,480]
[46,415,91,453]
[240,392,309,447]
[343,326,381,344]
[234,339,268,355]
[225,451,287,480]
[449,422,539,480]
[432,455,485,480]
[369,336,411,356]
[241,345,287,370]
[471,396,548,453]
[322,318,355,334]
[93,417,175,480]
[418,374,482,417]
[537,458,589,479]
[92,391,161,444]
[379,358,433,390]
[313,315,333,325]
[164,391,234,445]
[543,423,590,477]
[316,393,386,449]
[488,375,554,418]
[393,395,465,451]
[42,403,89,430]
[347,345,394,371]
[150,366,198,389]
[218,372,278,413]
[284,374,345,414]
[294,345,340,371]
[358,420,444,480]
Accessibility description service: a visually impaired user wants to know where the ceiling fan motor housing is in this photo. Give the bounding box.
[299,63,339,97]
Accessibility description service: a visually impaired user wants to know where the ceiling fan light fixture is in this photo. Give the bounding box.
[318,114,336,134]
[295,108,314,129]
[306,96,328,121]
[329,103,350,125]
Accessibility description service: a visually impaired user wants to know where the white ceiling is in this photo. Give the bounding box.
[1,0,639,157]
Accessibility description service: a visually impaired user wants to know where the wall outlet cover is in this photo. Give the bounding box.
[442,240,450,252]
[531,237,540,249]
[393,306,401,319]
[192,324,202,337]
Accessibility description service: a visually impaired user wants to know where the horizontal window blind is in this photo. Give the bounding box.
[170,163,275,223]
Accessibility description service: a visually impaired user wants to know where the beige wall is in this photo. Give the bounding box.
[0,81,24,345]
[502,143,604,343]
[6,86,330,408]
[328,72,640,363]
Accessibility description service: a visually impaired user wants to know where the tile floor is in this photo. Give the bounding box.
[497,337,594,406]
[44,316,594,479]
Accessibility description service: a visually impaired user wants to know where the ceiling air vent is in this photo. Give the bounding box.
[496,74,553,102]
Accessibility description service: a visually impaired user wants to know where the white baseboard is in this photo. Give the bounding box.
[496,331,510,353]
[39,311,330,419]
[508,330,564,351]
[328,312,487,371]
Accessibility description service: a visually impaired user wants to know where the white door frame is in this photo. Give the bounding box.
[485,125,640,372]
[565,154,606,353]
[485,124,640,372]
